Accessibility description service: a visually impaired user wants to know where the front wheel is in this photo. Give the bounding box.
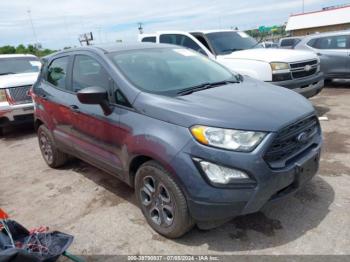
[37,125,68,168]
[135,161,194,238]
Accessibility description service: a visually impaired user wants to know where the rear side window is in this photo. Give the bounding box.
[280,38,300,47]
[141,36,156,43]
[47,56,69,90]
[72,55,110,92]
[160,34,206,54]
[308,35,350,49]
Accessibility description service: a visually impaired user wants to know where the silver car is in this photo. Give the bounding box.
[294,30,350,80]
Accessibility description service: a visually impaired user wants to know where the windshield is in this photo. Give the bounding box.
[205,31,258,55]
[0,57,41,75]
[109,48,236,96]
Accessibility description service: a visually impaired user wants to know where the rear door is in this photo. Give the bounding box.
[68,53,124,175]
[35,55,76,153]
[308,34,350,78]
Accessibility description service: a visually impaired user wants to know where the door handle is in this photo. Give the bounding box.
[40,94,48,100]
[69,105,80,112]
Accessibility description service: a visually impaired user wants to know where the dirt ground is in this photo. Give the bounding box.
[1,83,350,256]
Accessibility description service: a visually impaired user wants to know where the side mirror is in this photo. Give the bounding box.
[77,86,112,115]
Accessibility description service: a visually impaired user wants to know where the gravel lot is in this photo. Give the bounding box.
[1,83,350,256]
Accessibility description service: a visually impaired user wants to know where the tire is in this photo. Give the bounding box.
[135,161,194,238]
[37,125,68,168]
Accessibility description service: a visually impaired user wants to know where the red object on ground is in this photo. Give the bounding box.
[28,226,49,235]
[0,208,9,219]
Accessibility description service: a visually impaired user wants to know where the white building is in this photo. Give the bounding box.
[286,5,350,36]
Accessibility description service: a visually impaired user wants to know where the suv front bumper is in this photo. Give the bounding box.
[0,101,34,127]
[272,72,324,98]
[170,127,322,223]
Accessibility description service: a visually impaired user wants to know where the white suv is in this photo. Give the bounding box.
[0,54,41,135]
[139,30,324,98]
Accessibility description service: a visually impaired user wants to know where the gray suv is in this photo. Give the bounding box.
[33,44,322,238]
[294,30,350,80]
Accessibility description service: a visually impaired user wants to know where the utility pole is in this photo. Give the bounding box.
[27,9,38,44]
[302,0,305,13]
[138,22,143,34]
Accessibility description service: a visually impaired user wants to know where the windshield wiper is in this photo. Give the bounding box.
[221,48,243,54]
[177,79,239,96]
[0,72,15,76]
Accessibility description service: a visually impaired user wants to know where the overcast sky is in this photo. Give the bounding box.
[0,0,349,49]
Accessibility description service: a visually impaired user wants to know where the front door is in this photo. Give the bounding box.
[68,53,123,175]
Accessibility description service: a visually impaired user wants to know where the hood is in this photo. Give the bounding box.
[219,48,317,63]
[133,77,315,132]
[0,72,39,89]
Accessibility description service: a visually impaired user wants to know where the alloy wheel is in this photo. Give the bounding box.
[39,131,53,164]
[140,175,175,227]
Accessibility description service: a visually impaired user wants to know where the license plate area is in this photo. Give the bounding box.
[295,152,320,186]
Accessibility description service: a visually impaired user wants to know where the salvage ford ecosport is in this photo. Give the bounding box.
[32,44,322,238]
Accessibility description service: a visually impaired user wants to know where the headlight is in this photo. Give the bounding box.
[190,125,266,151]
[198,160,249,184]
[0,89,7,102]
[270,62,290,71]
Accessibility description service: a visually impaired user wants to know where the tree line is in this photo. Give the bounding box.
[0,44,56,57]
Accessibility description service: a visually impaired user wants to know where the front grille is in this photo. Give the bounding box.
[264,115,320,168]
[13,114,34,122]
[290,60,318,69]
[289,59,318,79]
[292,68,317,79]
[8,85,32,104]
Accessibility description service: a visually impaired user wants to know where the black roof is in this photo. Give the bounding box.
[44,42,177,60]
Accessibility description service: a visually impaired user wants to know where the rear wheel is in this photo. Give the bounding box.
[37,125,68,168]
[135,161,194,238]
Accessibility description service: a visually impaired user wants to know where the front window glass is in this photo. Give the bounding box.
[205,31,258,55]
[72,55,110,92]
[0,57,41,75]
[160,34,206,55]
[108,48,235,96]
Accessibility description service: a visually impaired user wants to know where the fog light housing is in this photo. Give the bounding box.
[198,160,249,184]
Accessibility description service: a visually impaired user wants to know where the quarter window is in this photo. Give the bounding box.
[72,55,110,92]
[47,57,69,90]
[141,36,156,43]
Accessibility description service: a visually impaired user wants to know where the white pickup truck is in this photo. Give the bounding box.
[0,54,41,135]
[139,30,324,98]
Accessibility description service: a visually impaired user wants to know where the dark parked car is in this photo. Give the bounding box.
[32,44,322,238]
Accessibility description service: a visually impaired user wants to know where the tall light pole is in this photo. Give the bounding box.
[27,9,38,44]
[302,0,305,13]
[138,22,143,34]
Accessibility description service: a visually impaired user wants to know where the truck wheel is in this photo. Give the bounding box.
[37,125,68,168]
[135,161,194,238]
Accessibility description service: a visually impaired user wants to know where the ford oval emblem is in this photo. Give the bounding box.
[297,132,309,143]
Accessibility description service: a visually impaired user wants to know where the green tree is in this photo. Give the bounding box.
[0,45,16,54]
[15,44,27,54]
